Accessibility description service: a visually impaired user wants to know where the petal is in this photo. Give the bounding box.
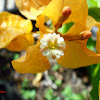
[63,0,88,26]
[12,42,50,73]
[86,16,96,30]
[15,0,51,20]
[0,12,33,49]
[0,28,24,48]
[0,12,33,33]
[64,23,85,36]
[57,40,100,68]
[36,0,64,33]
[60,23,85,40]
[6,34,34,51]
[42,0,64,25]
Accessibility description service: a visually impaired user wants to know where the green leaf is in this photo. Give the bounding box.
[87,0,98,8]
[21,78,29,89]
[58,22,74,34]
[87,37,96,52]
[62,86,73,98]
[13,53,20,60]
[72,94,84,100]
[82,90,91,100]
[44,88,54,100]
[52,97,60,100]
[90,64,100,100]
[49,75,55,81]
[55,80,62,86]
[21,89,36,100]
[52,63,61,71]
[88,8,100,22]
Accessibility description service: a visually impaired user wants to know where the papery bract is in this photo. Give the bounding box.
[15,0,51,20]
[0,12,34,51]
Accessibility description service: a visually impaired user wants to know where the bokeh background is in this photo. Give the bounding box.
[0,0,100,100]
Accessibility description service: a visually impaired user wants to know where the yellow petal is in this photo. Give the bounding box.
[86,16,96,30]
[0,12,33,49]
[57,40,100,68]
[15,0,51,20]
[6,34,34,51]
[36,0,64,34]
[86,17,100,54]
[60,16,96,40]
[0,12,33,33]
[61,23,85,37]
[0,28,23,48]
[63,0,88,26]
[36,15,48,34]
[12,42,50,73]
[41,0,64,25]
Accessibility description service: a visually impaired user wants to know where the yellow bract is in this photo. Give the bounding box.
[15,0,51,20]
[58,16,100,69]
[86,16,97,30]
[6,34,34,51]
[36,0,88,37]
[85,16,100,55]
[57,40,100,68]
[63,0,88,26]
[12,42,50,73]
[0,12,34,51]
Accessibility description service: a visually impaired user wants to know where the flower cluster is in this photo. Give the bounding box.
[9,0,100,74]
[0,0,100,74]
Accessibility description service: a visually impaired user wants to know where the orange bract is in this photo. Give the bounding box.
[12,42,50,73]
[15,0,51,20]
[6,34,34,51]
[57,40,100,68]
[0,12,34,51]
[63,0,88,26]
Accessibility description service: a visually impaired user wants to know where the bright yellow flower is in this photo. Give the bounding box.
[0,12,34,51]
[12,0,100,73]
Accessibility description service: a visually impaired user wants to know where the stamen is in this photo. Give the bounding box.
[49,42,56,49]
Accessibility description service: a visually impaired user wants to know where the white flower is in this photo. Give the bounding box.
[40,33,66,59]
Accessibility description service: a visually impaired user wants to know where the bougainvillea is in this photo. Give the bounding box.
[11,0,100,73]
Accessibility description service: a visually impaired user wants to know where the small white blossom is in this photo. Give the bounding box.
[40,33,66,59]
